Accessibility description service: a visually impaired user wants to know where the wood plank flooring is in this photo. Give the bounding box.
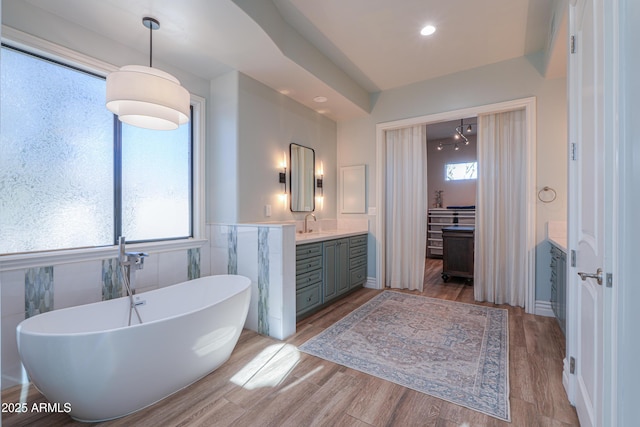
[2,259,579,426]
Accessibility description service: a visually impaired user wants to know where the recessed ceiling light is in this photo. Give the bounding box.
[420,25,436,36]
[313,96,328,103]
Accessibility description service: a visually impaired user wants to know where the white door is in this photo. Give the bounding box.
[567,0,612,426]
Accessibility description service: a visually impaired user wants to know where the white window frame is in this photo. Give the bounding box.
[0,27,207,271]
[445,161,478,181]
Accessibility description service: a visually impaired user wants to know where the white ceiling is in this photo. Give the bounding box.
[3,0,563,121]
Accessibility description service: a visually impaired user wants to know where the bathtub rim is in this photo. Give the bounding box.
[17,274,251,338]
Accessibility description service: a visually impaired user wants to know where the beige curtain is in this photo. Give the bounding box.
[385,125,427,291]
[475,109,527,306]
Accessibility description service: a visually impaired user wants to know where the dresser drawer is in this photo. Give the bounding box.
[296,269,323,289]
[296,242,323,260]
[350,254,367,270]
[296,255,322,274]
[349,234,367,247]
[350,266,367,286]
[349,245,367,258]
[296,283,322,314]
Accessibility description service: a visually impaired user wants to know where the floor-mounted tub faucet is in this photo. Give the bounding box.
[118,236,148,325]
[304,213,317,233]
[118,236,148,296]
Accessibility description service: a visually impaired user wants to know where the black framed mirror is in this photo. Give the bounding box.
[289,143,315,212]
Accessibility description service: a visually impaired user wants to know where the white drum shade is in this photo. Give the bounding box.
[106,65,190,131]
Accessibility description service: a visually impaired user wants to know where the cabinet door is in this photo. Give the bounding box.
[323,239,351,301]
[323,241,338,302]
[336,238,350,295]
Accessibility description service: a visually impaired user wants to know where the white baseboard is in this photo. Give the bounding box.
[535,300,555,317]
[364,277,378,289]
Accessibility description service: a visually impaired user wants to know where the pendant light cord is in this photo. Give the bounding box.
[149,21,153,67]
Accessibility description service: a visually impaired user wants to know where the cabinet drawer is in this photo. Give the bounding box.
[350,266,367,286]
[349,245,367,258]
[296,255,322,274]
[349,234,367,247]
[350,254,367,270]
[296,283,322,314]
[296,269,323,289]
[296,242,323,260]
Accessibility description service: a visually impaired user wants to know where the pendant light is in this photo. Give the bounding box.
[106,17,190,131]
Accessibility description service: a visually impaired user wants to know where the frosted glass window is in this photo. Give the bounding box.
[445,162,478,181]
[0,47,114,253]
[121,123,191,241]
[0,46,194,255]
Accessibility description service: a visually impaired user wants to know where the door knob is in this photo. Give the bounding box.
[578,268,603,285]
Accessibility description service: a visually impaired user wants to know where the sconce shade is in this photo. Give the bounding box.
[106,65,190,130]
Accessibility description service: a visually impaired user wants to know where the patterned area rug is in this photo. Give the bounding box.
[299,291,510,421]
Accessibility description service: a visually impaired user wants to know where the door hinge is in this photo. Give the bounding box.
[570,143,577,160]
[606,273,613,288]
[570,35,576,54]
[571,250,577,267]
[570,356,576,374]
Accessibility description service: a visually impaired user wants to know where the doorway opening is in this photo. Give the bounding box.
[375,97,537,313]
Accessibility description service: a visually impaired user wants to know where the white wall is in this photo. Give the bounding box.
[208,71,240,223]
[337,56,567,301]
[235,73,337,223]
[207,71,339,224]
[427,136,478,208]
[617,0,640,422]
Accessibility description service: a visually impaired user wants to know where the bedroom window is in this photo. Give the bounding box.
[445,161,478,181]
[0,45,193,254]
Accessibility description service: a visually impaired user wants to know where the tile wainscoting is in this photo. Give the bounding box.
[208,223,296,340]
[0,223,296,390]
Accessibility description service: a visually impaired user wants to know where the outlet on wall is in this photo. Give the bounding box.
[265,204,272,217]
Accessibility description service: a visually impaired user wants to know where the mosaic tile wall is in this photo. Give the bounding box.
[257,227,270,336]
[25,266,54,318]
[228,225,238,274]
[188,248,201,280]
[210,223,295,340]
[101,258,122,301]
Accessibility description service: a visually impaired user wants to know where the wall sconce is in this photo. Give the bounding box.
[316,161,324,196]
[279,151,287,194]
[316,161,324,211]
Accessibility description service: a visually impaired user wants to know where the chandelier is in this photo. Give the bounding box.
[106,17,190,131]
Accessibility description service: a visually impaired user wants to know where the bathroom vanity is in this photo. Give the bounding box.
[549,240,567,335]
[547,221,567,335]
[295,232,367,319]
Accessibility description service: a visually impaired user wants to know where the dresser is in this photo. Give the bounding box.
[441,226,475,283]
[427,208,476,258]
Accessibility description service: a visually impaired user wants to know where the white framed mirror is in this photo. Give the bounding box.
[340,164,366,213]
[290,143,315,212]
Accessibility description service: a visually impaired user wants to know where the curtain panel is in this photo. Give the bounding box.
[385,125,428,291]
[475,109,527,306]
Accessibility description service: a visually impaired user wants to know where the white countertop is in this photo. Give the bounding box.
[295,229,368,244]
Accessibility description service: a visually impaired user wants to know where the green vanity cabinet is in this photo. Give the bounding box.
[349,234,368,287]
[296,233,367,320]
[295,242,323,317]
[323,238,350,301]
[550,242,567,335]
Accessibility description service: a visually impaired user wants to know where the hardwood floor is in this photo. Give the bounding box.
[2,259,579,426]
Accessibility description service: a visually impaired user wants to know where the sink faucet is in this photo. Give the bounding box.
[304,213,317,233]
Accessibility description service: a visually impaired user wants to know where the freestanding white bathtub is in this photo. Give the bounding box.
[16,274,251,422]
